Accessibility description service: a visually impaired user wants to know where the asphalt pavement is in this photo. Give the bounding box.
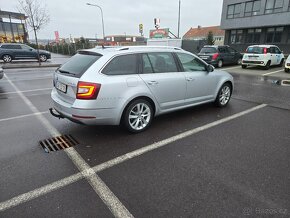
[0,66,289,217]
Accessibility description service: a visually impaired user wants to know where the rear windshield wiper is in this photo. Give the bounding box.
[58,69,76,75]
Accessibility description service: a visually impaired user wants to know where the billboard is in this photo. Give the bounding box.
[149,28,169,38]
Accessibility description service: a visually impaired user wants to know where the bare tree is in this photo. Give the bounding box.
[18,0,50,65]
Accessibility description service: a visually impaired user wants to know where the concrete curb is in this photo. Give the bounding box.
[2,64,61,69]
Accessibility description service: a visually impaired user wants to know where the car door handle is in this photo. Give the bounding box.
[148,81,159,85]
[186,77,195,81]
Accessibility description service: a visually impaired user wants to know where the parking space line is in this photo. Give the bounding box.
[0,112,49,123]
[0,88,52,95]
[262,69,284,76]
[0,103,267,212]
[2,74,133,218]
[0,76,52,83]
[222,66,241,70]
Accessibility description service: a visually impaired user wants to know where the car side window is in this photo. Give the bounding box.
[227,47,236,53]
[218,47,226,53]
[102,54,138,76]
[274,47,281,54]
[147,52,178,73]
[142,54,154,74]
[176,53,207,72]
[10,45,21,49]
[21,45,32,50]
[269,47,276,54]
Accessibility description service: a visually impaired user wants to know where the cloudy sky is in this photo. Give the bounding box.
[3,0,224,40]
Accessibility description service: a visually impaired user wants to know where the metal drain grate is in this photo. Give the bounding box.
[39,135,79,153]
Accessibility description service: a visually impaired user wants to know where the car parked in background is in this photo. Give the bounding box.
[0,43,51,63]
[197,45,242,68]
[242,45,284,70]
[0,66,3,79]
[285,55,290,73]
[50,46,233,133]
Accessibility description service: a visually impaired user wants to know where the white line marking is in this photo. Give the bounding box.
[0,112,49,123]
[2,74,133,218]
[0,88,52,95]
[262,69,284,76]
[0,76,52,83]
[0,103,267,212]
[222,66,241,70]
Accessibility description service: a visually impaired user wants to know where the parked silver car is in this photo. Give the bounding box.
[50,46,233,133]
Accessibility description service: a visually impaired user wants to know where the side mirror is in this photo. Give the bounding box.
[29,48,33,51]
[206,64,215,72]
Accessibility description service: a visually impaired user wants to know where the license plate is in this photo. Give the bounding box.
[200,56,209,59]
[56,81,67,93]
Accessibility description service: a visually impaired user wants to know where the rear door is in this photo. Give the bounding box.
[20,45,37,58]
[218,47,230,64]
[54,51,102,104]
[138,52,186,110]
[176,52,218,103]
[269,47,278,65]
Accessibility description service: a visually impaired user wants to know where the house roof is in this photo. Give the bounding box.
[183,26,225,39]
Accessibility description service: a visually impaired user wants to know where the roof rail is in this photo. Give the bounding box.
[116,46,183,51]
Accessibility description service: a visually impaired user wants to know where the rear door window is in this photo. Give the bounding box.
[102,54,138,75]
[146,52,178,73]
[218,47,227,53]
[58,51,102,78]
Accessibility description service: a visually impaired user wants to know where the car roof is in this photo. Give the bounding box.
[247,45,278,48]
[82,46,184,56]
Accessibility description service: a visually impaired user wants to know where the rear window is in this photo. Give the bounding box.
[246,47,266,54]
[58,51,101,78]
[200,47,217,54]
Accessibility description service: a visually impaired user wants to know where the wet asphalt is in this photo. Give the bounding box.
[0,66,289,217]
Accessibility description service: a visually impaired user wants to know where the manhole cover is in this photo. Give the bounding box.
[39,135,79,153]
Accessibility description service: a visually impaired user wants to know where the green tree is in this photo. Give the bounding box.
[206,31,215,45]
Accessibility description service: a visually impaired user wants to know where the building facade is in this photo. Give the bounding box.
[221,0,290,53]
[183,26,225,45]
[0,10,28,43]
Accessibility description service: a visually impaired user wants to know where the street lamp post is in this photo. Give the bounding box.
[86,3,105,39]
[178,0,181,38]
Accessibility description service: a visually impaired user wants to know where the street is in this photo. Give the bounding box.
[0,66,289,217]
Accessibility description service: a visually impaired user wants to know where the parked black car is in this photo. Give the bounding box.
[0,43,51,63]
[197,45,242,68]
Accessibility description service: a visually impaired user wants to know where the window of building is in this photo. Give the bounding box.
[246,28,262,43]
[265,0,284,14]
[230,30,243,44]
[266,27,283,43]
[245,1,261,16]
[227,3,242,18]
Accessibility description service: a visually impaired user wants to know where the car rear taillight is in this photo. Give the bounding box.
[263,48,267,54]
[212,53,219,60]
[76,81,101,100]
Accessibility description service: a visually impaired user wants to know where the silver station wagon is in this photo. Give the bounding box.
[50,46,233,133]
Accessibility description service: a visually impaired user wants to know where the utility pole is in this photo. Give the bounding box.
[178,0,181,38]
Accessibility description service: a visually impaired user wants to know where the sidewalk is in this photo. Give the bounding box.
[1,53,71,69]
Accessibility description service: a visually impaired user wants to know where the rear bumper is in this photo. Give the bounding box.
[242,60,266,66]
[51,89,120,125]
[285,63,290,69]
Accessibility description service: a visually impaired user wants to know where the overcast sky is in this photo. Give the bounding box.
[3,0,224,40]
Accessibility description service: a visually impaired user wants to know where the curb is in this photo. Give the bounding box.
[2,64,61,69]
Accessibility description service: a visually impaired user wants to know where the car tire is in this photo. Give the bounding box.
[215,83,232,107]
[2,54,12,63]
[122,99,153,133]
[264,61,271,70]
[242,65,247,69]
[285,68,289,73]
[278,59,284,67]
[217,60,223,68]
[39,54,48,62]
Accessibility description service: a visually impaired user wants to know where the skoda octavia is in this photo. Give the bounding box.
[50,46,233,133]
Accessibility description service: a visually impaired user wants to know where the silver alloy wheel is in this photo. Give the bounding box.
[39,55,47,62]
[219,86,231,106]
[3,55,12,63]
[218,60,223,68]
[129,103,151,131]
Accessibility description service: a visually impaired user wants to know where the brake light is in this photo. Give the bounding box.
[76,81,101,100]
[263,48,267,54]
[212,53,219,60]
